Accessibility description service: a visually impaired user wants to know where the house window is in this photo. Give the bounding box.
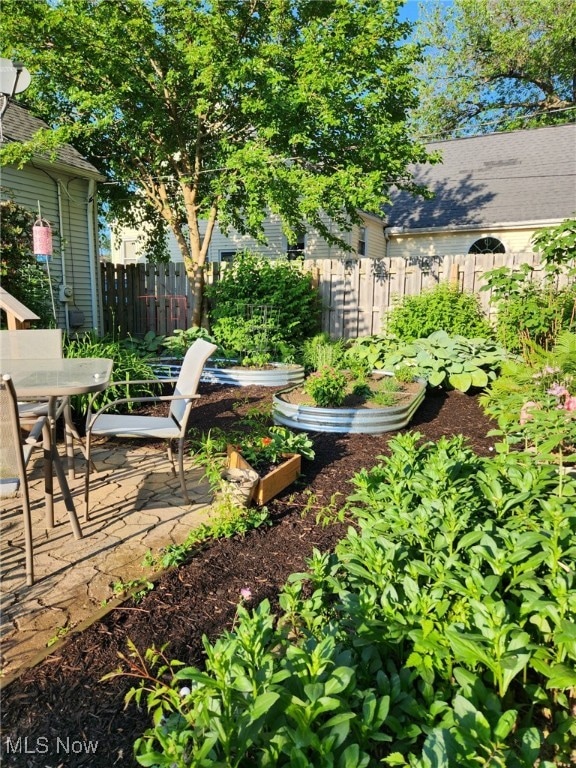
[286,235,306,260]
[358,226,367,256]
[468,237,505,254]
[219,250,237,264]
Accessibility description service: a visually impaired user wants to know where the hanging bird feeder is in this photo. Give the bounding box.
[33,217,53,264]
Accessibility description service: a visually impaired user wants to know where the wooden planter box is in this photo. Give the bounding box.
[226,446,301,505]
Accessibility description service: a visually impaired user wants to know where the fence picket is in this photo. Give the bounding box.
[101,252,549,340]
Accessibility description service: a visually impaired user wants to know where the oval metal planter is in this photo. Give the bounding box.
[202,362,305,388]
[272,379,426,434]
[151,359,305,387]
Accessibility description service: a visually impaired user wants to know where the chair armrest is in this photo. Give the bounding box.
[105,378,174,387]
[24,416,47,446]
[86,393,201,429]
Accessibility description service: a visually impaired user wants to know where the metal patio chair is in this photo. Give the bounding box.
[0,374,49,586]
[84,337,217,519]
[0,328,86,479]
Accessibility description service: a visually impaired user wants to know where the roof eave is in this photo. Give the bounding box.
[386,218,567,236]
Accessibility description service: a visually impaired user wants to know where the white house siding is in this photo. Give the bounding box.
[386,225,544,260]
[2,164,101,332]
[111,211,386,265]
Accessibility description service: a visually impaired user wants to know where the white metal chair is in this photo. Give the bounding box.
[0,328,86,479]
[0,374,49,586]
[84,338,217,518]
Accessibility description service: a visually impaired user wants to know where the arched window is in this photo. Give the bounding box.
[468,236,505,254]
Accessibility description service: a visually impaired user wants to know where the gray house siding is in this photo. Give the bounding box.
[1,102,104,334]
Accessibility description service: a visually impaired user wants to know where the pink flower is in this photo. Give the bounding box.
[519,401,539,426]
[240,587,252,601]
[564,396,576,412]
[547,383,569,398]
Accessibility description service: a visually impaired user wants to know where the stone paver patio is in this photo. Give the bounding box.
[0,441,214,687]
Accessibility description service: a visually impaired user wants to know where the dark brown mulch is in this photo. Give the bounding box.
[0,384,496,768]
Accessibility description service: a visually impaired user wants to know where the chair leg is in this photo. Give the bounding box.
[84,430,92,522]
[166,440,176,476]
[42,421,55,530]
[63,400,87,480]
[20,477,35,587]
[178,436,191,505]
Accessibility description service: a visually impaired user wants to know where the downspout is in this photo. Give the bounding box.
[86,179,99,332]
[56,179,70,333]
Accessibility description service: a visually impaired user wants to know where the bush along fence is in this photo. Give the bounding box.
[101,251,559,340]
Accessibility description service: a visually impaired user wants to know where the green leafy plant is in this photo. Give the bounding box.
[113,433,576,766]
[207,252,321,361]
[386,284,493,342]
[0,199,55,327]
[120,330,166,357]
[158,326,215,359]
[483,218,576,353]
[301,333,347,373]
[383,331,507,392]
[304,366,348,407]
[237,426,315,473]
[64,332,157,414]
[480,331,576,468]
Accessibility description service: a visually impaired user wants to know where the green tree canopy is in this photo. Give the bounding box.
[1,0,430,325]
[412,0,576,139]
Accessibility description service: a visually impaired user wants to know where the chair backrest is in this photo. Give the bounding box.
[0,329,63,361]
[0,374,27,496]
[170,338,218,425]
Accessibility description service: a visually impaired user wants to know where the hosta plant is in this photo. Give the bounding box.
[382,331,507,392]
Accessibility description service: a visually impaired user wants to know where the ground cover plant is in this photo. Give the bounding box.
[107,433,576,766]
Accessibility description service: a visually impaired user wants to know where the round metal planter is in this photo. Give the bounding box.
[272,380,426,434]
[151,359,305,387]
[202,362,305,387]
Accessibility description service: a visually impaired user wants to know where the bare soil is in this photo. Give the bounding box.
[0,383,496,768]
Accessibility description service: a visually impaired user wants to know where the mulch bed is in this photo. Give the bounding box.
[0,384,496,768]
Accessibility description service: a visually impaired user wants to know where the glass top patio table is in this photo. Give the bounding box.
[0,357,113,540]
[0,357,113,397]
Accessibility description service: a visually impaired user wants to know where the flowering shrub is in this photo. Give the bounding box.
[481,333,576,464]
[303,366,348,407]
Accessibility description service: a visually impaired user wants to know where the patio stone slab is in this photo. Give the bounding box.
[0,442,214,686]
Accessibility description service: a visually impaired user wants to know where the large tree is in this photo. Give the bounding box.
[1,0,429,325]
[412,0,576,139]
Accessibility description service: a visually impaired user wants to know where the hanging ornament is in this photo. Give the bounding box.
[33,217,53,264]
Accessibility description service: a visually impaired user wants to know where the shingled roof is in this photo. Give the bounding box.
[1,101,103,178]
[386,123,576,231]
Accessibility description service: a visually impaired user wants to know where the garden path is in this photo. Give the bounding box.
[0,442,213,686]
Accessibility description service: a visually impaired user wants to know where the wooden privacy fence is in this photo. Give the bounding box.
[101,251,548,340]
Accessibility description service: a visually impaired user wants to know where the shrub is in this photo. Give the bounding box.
[207,251,321,361]
[303,366,348,407]
[386,284,493,342]
[480,331,576,465]
[483,217,576,354]
[0,199,54,327]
